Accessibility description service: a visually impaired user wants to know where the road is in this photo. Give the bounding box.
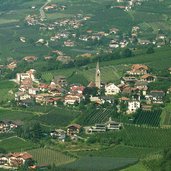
[40,0,51,20]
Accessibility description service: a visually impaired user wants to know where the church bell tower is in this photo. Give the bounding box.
[95,61,101,89]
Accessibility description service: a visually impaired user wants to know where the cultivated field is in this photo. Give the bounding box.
[28,148,75,166]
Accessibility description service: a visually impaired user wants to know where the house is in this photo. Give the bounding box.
[16,73,30,84]
[146,90,165,104]
[105,118,122,130]
[15,92,31,101]
[64,94,82,105]
[7,61,17,70]
[38,84,49,92]
[52,76,67,86]
[127,64,148,75]
[141,74,156,83]
[134,81,148,95]
[8,152,33,167]
[105,83,120,95]
[122,76,137,83]
[23,56,37,62]
[86,124,106,134]
[127,100,140,114]
[67,124,81,136]
[168,68,171,74]
[50,129,66,142]
[28,88,39,95]
[0,121,18,133]
[90,96,104,104]
[70,85,85,94]
[0,154,8,166]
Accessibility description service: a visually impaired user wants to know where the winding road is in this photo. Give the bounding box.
[40,0,51,20]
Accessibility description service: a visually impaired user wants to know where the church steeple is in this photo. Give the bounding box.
[95,61,101,89]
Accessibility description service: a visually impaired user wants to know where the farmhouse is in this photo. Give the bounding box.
[67,124,81,136]
[50,129,66,142]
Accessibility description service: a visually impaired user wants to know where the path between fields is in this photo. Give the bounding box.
[0,136,27,142]
[40,0,51,20]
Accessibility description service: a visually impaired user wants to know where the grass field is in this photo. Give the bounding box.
[28,148,75,166]
[38,107,81,127]
[0,136,36,152]
[0,80,17,103]
[0,108,35,121]
[121,163,148,171]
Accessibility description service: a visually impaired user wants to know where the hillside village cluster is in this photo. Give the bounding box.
[1,0,171,170]
[1,61,170,169]
[15,0,167,65]
[14,62,167,112]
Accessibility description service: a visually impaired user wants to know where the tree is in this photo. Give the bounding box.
[146,46,154,54]
[121,48,132,58]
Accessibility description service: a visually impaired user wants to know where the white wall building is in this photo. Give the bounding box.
[105,83,120,95]
[127,100,140,114]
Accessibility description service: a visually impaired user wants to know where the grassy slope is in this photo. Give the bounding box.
[0,80,17,103]
[121,163,148,171]
[42,47,171,83]
[0,136,37,152]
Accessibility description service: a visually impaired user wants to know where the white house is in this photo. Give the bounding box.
[127,100,140,114]
[64,94,82,105]
[15,92,31,101]
[105,83,120,95]
[28,88,39,95]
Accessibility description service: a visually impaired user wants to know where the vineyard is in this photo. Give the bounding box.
[28,148,75,166]
[76,145,160,159]
[57,157,138,171]
[133,110,162,127]
[80,108,116,125]
[122,125,171,148]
